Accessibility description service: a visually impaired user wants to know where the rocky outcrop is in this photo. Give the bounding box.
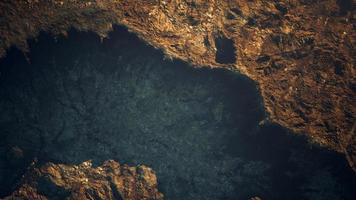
[0,1,354,170]
[2,160,163,200]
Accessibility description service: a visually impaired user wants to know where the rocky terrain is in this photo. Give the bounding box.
[0,0,354,170]
[0,0,355,199]
[1,160,163,200]
[0,25,354,199]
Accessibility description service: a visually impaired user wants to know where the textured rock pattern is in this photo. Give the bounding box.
[2,160,163,200]
[0,1,354,169]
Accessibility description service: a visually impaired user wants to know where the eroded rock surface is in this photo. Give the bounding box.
[0,0,354,169]
[2,160,163,200]
[1,2,356,199]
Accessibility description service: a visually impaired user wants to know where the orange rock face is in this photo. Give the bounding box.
[2,160,163,200]
[0,1,355,170]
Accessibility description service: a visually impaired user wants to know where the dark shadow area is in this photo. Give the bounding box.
[214,34,236,64]
[336,0,354,16]
[0,26,355,200]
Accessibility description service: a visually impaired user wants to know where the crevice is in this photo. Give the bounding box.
[214,34,236,64]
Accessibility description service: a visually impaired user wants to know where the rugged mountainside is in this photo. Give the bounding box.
[1,160,163,200]
[0,0,354,169]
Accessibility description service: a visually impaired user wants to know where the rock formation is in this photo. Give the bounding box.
[0,0,354,169]
[1,160,163,200]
